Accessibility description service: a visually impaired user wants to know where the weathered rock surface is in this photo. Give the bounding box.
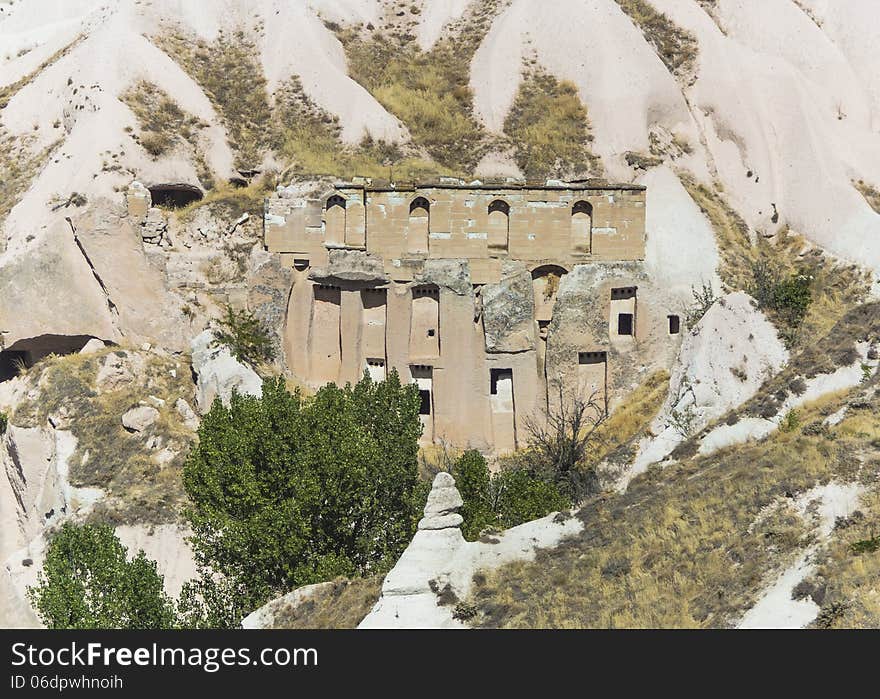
[175,398,199,431]
[481,268,535,353]
[627,292,788,485]
[414,258,472,295]
[73,203,187,352]
[121,405,160,433]
[0,220,119,352]
[309,249,388,284]
[190,331,262,413]
[418,472,464,530]
[79,338,106,355]
[358,472,581,629]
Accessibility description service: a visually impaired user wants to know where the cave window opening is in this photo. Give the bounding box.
[148,184,204,209]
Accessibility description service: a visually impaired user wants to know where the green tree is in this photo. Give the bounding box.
[452,450,496,539]
[451,450,569,541]
[213,305,276,366]
[27,523,176,629]
[182,371,424,618]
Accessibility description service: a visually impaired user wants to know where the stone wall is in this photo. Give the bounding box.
[267,178,678,452]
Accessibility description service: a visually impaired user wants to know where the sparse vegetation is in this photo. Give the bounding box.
[613,0,699,77]
[854,179,880,214]
[12,348,197,523]
[121,81,211,184]
[272,76,437,179]
[0,35,83,110]
[0,411,7,434]
[504,70,601,180]
[157,30,273,170]
[335,2,504,172]
[517,383,610,503]
[684,281,717,327]
[213,305,276,367]
[468,387,873,627]
[680,174,870,347]
[585,370,669,477]
[259,576,383,629]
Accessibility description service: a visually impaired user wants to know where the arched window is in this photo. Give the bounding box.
[571,200,593,254]
[325,195,346,246]
[531,265,568,323]
[410,197,430,216]
[488,199,510,253]
[408,197,430,254]
[488,199,510,216]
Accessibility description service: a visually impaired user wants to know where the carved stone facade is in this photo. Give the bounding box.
[265,178,681,452]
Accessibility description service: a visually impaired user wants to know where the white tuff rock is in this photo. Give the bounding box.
[121,405,159,432]
[190,331,262,413]
[359,472,581,629]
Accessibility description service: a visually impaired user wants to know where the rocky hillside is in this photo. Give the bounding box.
[1,0,879,628]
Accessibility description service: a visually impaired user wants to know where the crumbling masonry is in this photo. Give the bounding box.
[264,177,682,452]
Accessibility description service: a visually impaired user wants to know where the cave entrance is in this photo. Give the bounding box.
[0,335,97,381]
[0,351,27,382]
[147,183,204,209]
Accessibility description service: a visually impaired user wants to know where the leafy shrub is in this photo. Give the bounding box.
[182,372,424,619]
[750,260,813,328]
[213,305,276,366]
[779,409,800,433]
[27,523,176,629]
[451,450,569,541]
[0,411,7,435]
[684,281,717,328]
[851,536,880,555]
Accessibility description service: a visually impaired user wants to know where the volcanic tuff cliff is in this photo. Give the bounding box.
[1,0,879,629]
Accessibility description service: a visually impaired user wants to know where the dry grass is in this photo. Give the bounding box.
[470,389,872,627]
[806,411,880,627]
[271,77,438,180]
[157,30,272,171]
[12,348,197,524]
[590,370,669,476]
[679,173,870,348]
[336,2,504,172]
[854,179,880,215]
[0,35,83,109]
[177,177,272,224]
[503,70,602,180]
[613,0,699,77]
[267,576,382,629]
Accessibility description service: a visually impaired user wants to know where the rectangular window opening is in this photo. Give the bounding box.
[618,313,634,336]
[490,368,512,395]
[610,286,637,300]
[418,390,431,415]
[579,351,608,365]
[668,315,681,335]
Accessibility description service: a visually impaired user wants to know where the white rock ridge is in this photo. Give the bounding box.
[624,292,788,487]
[190,330,262,413]
[358,472,582,629]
